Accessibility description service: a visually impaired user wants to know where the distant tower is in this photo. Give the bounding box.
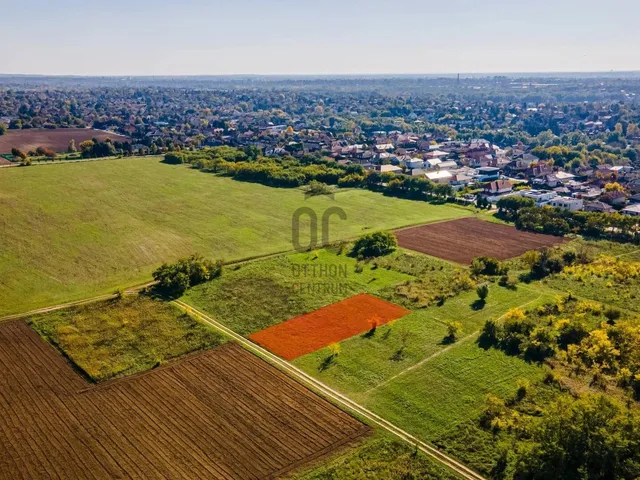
[456,73,460,86]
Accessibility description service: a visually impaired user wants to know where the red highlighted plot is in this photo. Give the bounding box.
[249,293,410,360]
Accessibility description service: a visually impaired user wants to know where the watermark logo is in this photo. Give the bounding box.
[292,206,347,252]
[290,193,349,294]
[290,261,350,295]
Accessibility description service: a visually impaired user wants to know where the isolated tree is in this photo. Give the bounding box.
[445,321,463,342]
[476,284,489,302]
[68,139,77,153]
[10,148,27,160]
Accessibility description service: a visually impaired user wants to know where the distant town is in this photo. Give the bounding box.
[1,74,638,217]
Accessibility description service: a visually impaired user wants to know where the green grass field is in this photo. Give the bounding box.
[0,156,470,316]
[292,283,555,395]
[362,340,545,439]
[290,431,461,480]
[181,243,555,461]
[28,295,224,382]
[183,248,413,335]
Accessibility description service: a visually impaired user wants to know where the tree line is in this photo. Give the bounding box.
[165,147,454,201]
[496,195,640,243]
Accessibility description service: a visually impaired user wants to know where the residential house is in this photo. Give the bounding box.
[378,164,403,174]
[405,158,426,170]
[504,160,530,178]
[482,180,514,202]
[483,180,513,196]
[528,163,553,179]
[437,160,459,171]
[425,150,449,160]
[627,179,640,194]
[520,190,557,207]
[584,201,615,213]
[425,170,453,184]
[555,171,576,183]
[449,174,473,189]
[475,166,501,182]
[621,205,640,216]
[375,143,394,152]
[601,190,627,207]
[425,158,442,170]
[549,197,584,212]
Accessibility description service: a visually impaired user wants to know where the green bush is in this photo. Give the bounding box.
[471,256,508,276]
[152,254,222,297]
[351,231,398,258]
[164,152,184,164]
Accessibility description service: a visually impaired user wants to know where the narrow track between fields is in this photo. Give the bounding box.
[173,299,486,480]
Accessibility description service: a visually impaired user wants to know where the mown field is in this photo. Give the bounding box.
[0,156,470,316]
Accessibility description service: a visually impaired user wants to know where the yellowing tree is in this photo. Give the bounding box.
[604,182,625,192]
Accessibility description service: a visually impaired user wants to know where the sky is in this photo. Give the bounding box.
[1,0,639,76]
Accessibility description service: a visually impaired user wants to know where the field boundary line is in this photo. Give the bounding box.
[0,213,472,322]
[365,289,545,394]
[364,331,479,394]
[0,282,157,323]
[173,299,486,480]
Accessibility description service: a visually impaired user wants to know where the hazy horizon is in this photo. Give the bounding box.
[2,0,639,76]
[1,71,639,78]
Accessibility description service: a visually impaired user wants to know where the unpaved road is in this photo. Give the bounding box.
[174,299,486,480]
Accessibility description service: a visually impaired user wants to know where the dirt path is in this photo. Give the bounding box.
[0,282,155,323]
[173,300,486,480]
[363,288,546,395]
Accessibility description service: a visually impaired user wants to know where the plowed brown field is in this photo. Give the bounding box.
[395,217,566,264]
[0,128,130,153]
[249,294,410,360]
[0,321,368,479]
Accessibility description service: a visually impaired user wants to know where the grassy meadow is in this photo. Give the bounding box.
[292,284,556,395]
[290,431,461,480]
[181,242,556,460]
[28,295,224,382]
[0,156,470,315]
[183,248,413,335]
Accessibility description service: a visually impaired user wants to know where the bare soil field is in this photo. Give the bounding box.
[0,321,368,479]
[0,128,130,153]
[249,294,410,360]
[395,217,566,264]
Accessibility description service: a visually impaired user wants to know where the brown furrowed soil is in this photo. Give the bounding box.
[0,128,130,153]
[0,321,368,479]
[395,217,566,264]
